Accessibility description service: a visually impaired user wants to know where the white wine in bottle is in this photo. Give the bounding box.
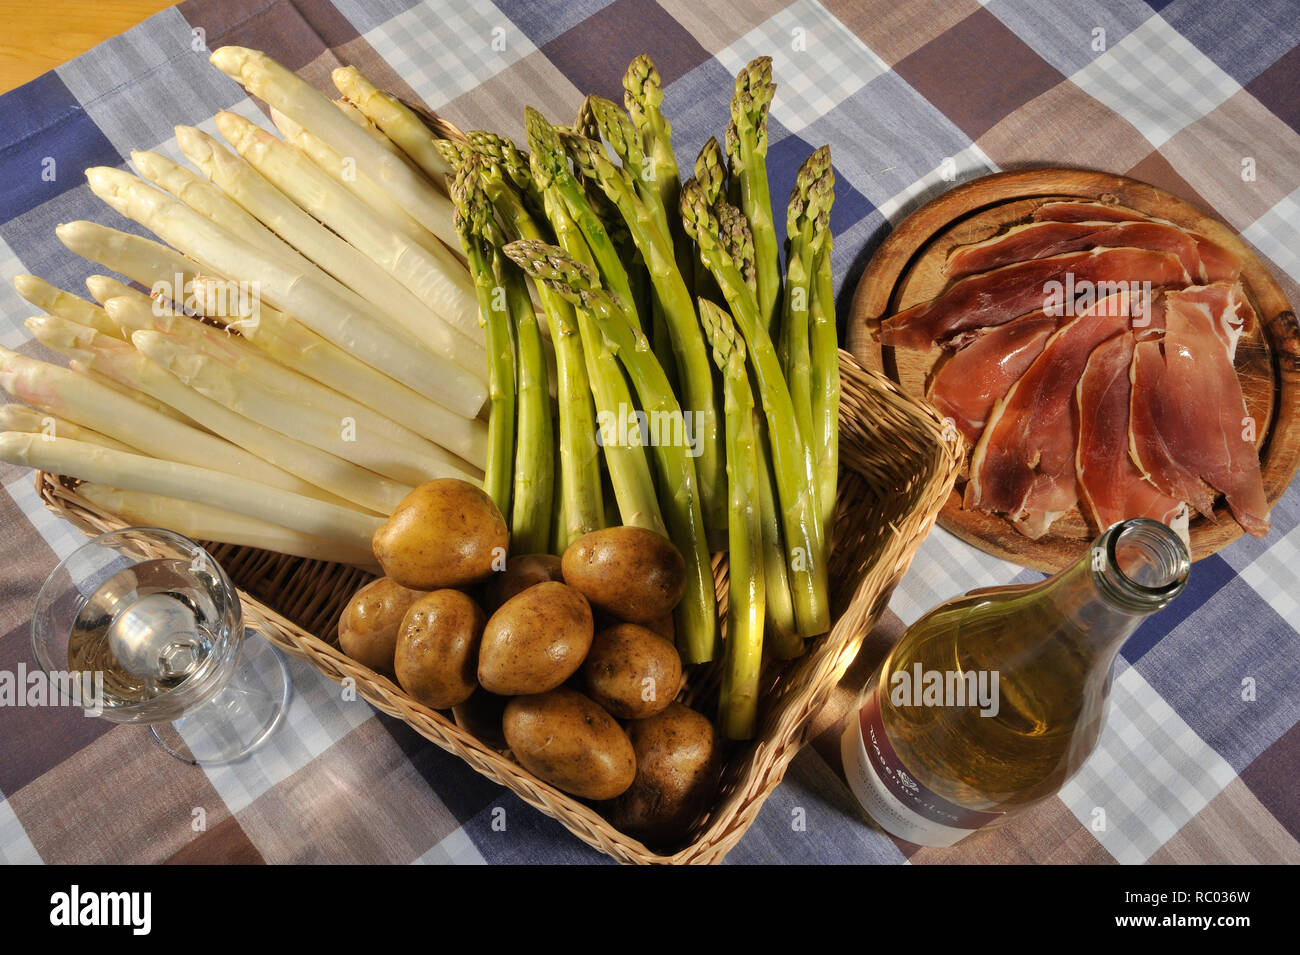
[841,518,1190,847]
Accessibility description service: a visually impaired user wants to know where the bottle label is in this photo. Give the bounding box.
[841,687,1004,847]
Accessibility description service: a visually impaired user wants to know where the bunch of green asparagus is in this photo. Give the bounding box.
[446,55,840,738]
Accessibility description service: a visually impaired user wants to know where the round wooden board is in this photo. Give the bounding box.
[847,168,1300,573]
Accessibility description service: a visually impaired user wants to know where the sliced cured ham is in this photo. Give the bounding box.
[965,291,1134,539]
[929,311,1059,444]
[945,220,1241,284]
[1128,288,1270,537]
[1031,200,1152,223]
[1075,333,1185,531]
[881,248,1188,351]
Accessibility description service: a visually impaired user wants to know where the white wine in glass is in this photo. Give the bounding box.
[33,526,290,764]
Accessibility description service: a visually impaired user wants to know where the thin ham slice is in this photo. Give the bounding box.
[881,248,1188,351]
[1031,200,1152,223]
[945,220,1240,284]
[1129,288,1270,537]
[965,291,1134,538]
[929,311,1059,444]
[1076,333,1186,531]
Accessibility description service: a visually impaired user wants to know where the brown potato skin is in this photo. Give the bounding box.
[338,577,424,677]
[477,581,593,695]
[373,479,508,590]
[394,589,486,709]
[583,623,682,719]
[484,553,564,611]
[504,689,637,800]
[604,703,721,845]
[561,527,686,623]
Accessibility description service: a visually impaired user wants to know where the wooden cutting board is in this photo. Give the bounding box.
[847,168,1300,573]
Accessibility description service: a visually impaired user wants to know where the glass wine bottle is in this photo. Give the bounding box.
[841,518,1190,847]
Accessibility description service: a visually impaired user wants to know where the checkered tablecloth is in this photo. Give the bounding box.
[1,0,1297,865]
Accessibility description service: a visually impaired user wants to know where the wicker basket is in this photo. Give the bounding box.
[36,348,959,864]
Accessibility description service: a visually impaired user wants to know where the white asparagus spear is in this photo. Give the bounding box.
[332,66,454,185]
[209,47,458,249]
[0,404,138,452]
[133,329,477,487]
[57,220,200,304]
[0,433,382,553]
[68,359,201,429]
[28,314,406,515]
[103,292,460,468]
[130,149,299,263]
[269,107,465,268]
[13,275,124,341]
[189,274,486,466]
[335,98,408,156]
[184,119,482,371]
[2,341,358,510]
[78,484,381,571]
[85,274,140,308]
[82,167,486,416]
[58,221,482,424]
[214,111,482,349]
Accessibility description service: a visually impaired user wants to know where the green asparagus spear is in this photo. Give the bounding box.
[450,159,514,517]
[754,419,802,658]
[504,239,717,664]
[809,163,840,541]
[464,129,544,216]
[573,95,602,143]
[682,177,828,638]
[588,95,672,247]
[563,131,727,539]
[781,147,832,446]
[693,137,727,303]
[525,108,640,328]
[699,299,765,737]
[726,56,781,337]
[715,199,757,296]
[709,199,800,655]
[468,137,607,549]
[501,254,553,553]
[534,162,665,537]
[623,54,690,288]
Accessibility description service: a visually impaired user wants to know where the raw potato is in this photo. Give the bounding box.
[337,577,424,677]
[604,702,721,844]
[394,589,486,709]
[583,623,682,719]
[503,688,636,800]
[561,526,686,623]
[477,581,593,695]
[373,478,508,590]
[485,553,564,610]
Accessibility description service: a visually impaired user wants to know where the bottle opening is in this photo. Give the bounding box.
[1103,519,1190,607]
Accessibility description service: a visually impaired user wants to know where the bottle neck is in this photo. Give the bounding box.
[1044,519,1190,657]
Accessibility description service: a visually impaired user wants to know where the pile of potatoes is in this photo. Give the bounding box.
[337,479,721,846]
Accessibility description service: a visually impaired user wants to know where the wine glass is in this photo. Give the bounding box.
[31,526,290,764]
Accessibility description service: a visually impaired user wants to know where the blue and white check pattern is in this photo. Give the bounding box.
[0,0,1296,865]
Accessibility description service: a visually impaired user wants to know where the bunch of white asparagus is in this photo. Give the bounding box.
[0,48,491,571]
